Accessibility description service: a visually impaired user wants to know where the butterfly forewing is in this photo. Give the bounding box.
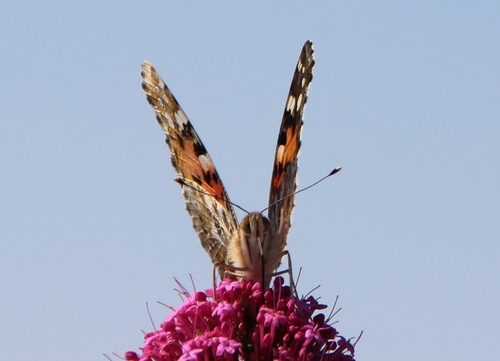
[141,62,238,271]
[267,41,315,255]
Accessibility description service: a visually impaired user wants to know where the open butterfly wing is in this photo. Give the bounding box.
[141,62,238,270]
[268,41,315,251]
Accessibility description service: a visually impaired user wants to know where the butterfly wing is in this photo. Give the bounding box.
[268,41,315,251]
[141,62,238,269]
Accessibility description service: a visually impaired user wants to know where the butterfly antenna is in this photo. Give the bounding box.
[174,178,250,215]
[261,167,341,213]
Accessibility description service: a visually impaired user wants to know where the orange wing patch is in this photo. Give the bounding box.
[272,125,302,190]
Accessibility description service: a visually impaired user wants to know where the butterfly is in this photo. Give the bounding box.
[141,40,319,289]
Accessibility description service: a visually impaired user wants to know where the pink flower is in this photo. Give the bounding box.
[125,277,356,361]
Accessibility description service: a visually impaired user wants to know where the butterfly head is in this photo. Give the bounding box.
[240,212,271,259]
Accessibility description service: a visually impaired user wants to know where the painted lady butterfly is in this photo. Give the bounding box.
[141,41,319,288]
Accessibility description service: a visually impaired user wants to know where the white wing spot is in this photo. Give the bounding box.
[199,154,212,173]
[174,109,189,126]
[296,94,303,111]
[276,144,285,162]
[286,95,296,113]
[299,61,306,73]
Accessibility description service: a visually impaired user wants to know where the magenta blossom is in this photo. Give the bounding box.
[125,277,356,361]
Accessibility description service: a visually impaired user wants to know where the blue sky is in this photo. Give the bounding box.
[1,2,499,360]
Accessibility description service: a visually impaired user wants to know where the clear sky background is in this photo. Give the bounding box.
[1,2,499,360]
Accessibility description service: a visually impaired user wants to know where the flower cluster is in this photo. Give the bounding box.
[125,277,355,361]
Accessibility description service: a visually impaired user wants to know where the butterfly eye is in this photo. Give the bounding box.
[262,217,271,232]
[240,217,251,234]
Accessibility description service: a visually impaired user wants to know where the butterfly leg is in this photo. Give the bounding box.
[212,262,236,300]
[214,262,250,280]
[264,250,298,297]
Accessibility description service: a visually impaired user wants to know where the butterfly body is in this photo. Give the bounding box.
[226,212,283,287]
[141,41,315,288]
